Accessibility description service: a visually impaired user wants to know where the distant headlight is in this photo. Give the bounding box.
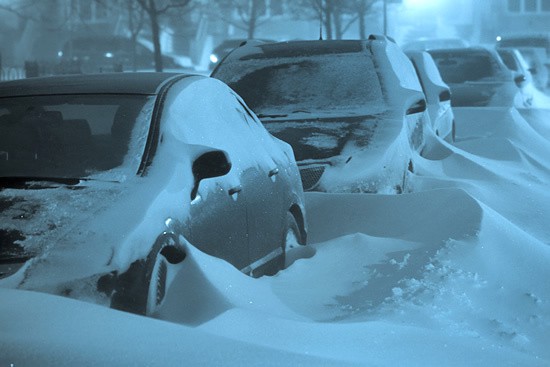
[105,52,114,58]
[210,54,219,63]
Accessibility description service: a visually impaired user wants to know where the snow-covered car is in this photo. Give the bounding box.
[514,47,549,90]
[0,73,307,315]
[212,37,429,193]
[496,47,535,107]
[406,50,455,142]
[496,33,550,88]
[57,36,182,73]
[428,47,520,108]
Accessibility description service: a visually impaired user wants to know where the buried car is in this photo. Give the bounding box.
[0,73,306,315]
[406,50,455,142]
[212,37,429,193]
[427,47,520,108]
[496,47,535,107]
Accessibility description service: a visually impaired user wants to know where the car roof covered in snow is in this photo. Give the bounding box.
[0,72,191,98]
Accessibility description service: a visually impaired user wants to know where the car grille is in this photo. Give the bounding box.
[299,165,326,191]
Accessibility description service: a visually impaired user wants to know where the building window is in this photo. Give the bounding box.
[506,0,550,12]
[524,0,537,11]
[508,0,521,12]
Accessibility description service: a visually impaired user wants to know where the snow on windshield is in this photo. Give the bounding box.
[216,53,386,116]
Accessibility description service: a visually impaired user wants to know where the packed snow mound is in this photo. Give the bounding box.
[0,287,345,367]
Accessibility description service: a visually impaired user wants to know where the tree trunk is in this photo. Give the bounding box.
[333,3,342,40]
[148,0,163,72]
[324,0,333,40]
[358,1,366,39]
[248,0,259,39]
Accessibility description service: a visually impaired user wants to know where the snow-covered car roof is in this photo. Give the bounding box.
[0,72,184,97]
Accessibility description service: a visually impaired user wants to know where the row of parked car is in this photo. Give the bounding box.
[0,33,544,316]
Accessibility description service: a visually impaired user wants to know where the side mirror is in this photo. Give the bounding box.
[514,74,527,86]
[439,89,451,102]
[191,150,231,200]
[406,99,427,115]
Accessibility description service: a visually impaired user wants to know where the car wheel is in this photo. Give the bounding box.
[110,234,185,316]
[282,212,303,269]
[146,249,170,315]
[144,236,186,316]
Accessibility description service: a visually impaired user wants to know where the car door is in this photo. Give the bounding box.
[231,96,286,271]
[165,78,250,271]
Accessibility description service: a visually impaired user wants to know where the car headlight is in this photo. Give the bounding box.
[210,54,219,64]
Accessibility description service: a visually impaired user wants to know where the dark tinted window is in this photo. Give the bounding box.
[497,50,519,71]
[499,37,549,49]
[0,95,152,179]
[429,50,500,83]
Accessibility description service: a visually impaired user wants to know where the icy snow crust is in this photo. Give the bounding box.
[2,104,550,363]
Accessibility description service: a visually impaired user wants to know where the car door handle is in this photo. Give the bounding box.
[268,168,279,177]
[228,186,242,195]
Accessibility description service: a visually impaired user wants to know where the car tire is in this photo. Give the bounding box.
[110,234,185,316]
[146,247,170,315]
[144,235,186,316]
[282,212,303,269]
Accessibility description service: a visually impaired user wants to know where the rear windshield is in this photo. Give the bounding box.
[0,95,153,180]
[215,52,386,117]
[429,50,502,83]
[499,38,549,51]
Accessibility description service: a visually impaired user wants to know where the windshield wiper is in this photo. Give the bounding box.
[0,176,117,189]
[257,113,289,119]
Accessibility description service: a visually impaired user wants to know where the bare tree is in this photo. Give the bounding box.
[292,0,379,40]
[135,0,193,71]
[208,0,271,40]
[349,0,379,39]
[307,0,334,40]
[125,0,147,71]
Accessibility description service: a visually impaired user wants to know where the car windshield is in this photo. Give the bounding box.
[429,50,502,83]
[216,52,386,117]
[499,37,549,51]
[0,94,153,180]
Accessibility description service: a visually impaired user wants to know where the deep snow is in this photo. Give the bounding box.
[2,105,550,366]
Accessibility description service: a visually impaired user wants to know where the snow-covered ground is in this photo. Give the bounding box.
[2,105,550,366]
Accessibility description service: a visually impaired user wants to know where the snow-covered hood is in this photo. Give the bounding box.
[448,79,519,107]
[261,113,388,163]
[0,180,126,264]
